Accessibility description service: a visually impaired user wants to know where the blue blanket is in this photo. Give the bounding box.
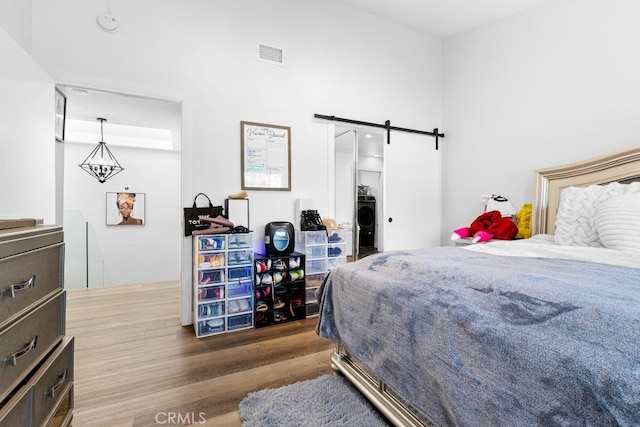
[316,247,640,426]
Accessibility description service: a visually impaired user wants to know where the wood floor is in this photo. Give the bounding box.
[66,281,336,426]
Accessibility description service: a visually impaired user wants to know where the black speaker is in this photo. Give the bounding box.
[357,198,375,248]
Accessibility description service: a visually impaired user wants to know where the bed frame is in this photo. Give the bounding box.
[329,144,640,427]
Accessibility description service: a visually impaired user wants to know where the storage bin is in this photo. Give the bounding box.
[228,313,253,331]
[306,273,325,289]
[227,279,252,298]
[296,230,327,245]
[197,235,226,251]
[228,234,252,249]
[197,318,225,336]
[327,257,347,270]
[228,266,252,281]
[227,249,253,266]
[306,259,326,275]
[327,229,346,243]
[227,297,252,315]
[197,269,224,285]
[197,285,225,302]
[327,243,346,258]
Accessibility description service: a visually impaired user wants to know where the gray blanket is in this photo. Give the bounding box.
[316,247,640,426]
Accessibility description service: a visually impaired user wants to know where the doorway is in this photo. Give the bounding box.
[59,85,182,289]
[332,125,384,260]
[328,123,442,256]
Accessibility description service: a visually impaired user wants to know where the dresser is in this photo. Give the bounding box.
[0,225,73,426]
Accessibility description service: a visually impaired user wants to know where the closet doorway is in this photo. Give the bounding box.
[329,123,442,257]
[333,125,384,260]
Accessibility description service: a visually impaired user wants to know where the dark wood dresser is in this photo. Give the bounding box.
[0,225,73,426]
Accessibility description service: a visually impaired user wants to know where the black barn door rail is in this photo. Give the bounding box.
[313,113,445,150]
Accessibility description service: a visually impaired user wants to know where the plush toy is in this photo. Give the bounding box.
[451,210,519,243]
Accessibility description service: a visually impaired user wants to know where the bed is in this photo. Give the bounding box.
[316,145,640,426]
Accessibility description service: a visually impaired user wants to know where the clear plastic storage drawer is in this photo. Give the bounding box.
[228,313,253,331]
[306,259,326,274]
[296,230,328,245]
[196,235,226,251]
[227,249,253,266]
[228,233,253,249]
[197,284,225,301]
[227,279,253,298]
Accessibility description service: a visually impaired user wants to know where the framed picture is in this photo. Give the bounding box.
[106,192,146,226]
[55,87,66,142]
[241,121,291,191]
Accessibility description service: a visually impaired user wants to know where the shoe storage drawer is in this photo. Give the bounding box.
[197,318,225,336]
[197,253,225,268]
[306,259,326,275]
[306,273,325,289]
[296,230,327,245]
[227,279,252,298]
[327,229,346,243]
[305,287,318,305]
[227,297,252,315]
[197,269,224,286]
[327,243,346,258]
[227,313,253,331]
[306,303,320,317]
[197,285,225,302]
[0,290,65,403]
[302,245,327,260]
[196,235,226,251]
[327,257,346,270]
[197,301,225,317]
[228,266,252,281]
[227,249,253,266]
[0,243,64,330]
[228,234,252,249]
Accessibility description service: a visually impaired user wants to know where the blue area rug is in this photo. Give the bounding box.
[239,374,390,426]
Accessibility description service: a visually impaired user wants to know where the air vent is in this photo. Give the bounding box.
[258,44,284,65]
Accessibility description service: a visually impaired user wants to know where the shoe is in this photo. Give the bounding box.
[237,299,250,312]
[328,232,342,243]
[289,257,300,268]
[261,273,273,285]
[256,260,268,273]
[273,298,285,309]
[256,301,268,312]
[272,258,287,270]
[311,210,327,231]
[228,190,248,199]
[300,210,318,231]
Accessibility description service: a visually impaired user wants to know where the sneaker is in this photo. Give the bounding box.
[272,258,287,270]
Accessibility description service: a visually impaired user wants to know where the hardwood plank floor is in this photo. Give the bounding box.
[66,281,336,426]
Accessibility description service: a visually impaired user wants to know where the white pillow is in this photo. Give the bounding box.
[554,182,640,247]
[595,193,640,252]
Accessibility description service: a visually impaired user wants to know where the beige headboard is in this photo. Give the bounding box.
[532,145,640,235]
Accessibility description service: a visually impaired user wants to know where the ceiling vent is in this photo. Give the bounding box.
[258,44,284,65]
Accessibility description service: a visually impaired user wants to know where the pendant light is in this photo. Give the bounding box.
[79,117,124,183]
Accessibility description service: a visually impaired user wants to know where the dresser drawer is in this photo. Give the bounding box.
[0,243,64,331]
[33,336,73,427]
[0,337,74,427]
[0,291,65,403]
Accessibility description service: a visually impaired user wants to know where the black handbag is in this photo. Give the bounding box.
[183,193,224,236]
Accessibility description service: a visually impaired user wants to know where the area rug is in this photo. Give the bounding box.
[239,374,390,426]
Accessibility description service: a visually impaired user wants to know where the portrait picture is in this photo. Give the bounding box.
[106,192,145,226]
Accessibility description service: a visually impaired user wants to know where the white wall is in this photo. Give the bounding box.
[28,0,442,323]
[63,142,181,287]
[0,24,56,223]
[442,0,640,241]
[0,0,31,53]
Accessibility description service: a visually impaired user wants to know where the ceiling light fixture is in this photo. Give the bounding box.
[79,118,124,183]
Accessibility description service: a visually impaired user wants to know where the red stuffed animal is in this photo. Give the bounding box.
[451,210,518,243]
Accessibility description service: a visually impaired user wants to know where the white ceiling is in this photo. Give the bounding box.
[335,0,554,38]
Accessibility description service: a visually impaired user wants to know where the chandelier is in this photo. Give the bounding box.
[79,117,124,183]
